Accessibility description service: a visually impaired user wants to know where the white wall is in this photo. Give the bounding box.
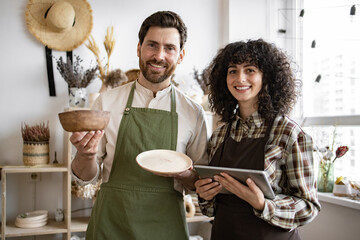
[229,0,269,42]
[0,0,221,224]
[298,201,360,240]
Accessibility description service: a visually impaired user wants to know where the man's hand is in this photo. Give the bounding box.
[153,166,198,191]
[70,130,104,159]
[70,130,104,181]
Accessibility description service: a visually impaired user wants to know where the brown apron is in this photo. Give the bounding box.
[209,119,300,240]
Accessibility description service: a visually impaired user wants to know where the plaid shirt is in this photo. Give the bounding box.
[199,112,321,231]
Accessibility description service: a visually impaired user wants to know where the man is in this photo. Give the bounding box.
[70,11,209,239]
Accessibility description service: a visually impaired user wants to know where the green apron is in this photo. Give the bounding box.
[86,83,189,240]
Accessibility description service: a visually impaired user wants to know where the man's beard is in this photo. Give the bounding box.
[139,58,176,84]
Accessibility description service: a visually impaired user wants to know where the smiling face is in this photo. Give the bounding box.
[137,26,184,90]
[226,62,263,117]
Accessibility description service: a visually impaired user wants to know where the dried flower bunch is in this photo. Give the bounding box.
[86,26,126,91]
[318,127,349,164]
[56,55,98,88]
[332,146,349,163]
[316,127,350,192]
[71,179,102,199]
[193,67,210,95]
[86,35,106,84]
[104,69,128,88]
[104,26,115,74]
[21,122,50,142]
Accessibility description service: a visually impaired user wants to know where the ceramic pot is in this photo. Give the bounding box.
[69,88,87,107]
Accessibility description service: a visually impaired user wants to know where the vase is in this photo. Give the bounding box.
[23,141,49,166]
[99,83,108,93]
[317,161,334,192]
[55,208,64,222]
[88,92,100,108]
[69,87,87,107]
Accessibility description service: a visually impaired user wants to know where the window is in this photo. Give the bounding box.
[291,0,360,181]
[300,0,360,117]
[228,0,360,181]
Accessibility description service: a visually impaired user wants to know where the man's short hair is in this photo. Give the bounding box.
[138,11,187,49]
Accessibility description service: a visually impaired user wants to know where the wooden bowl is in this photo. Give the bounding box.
[58,110,110,132]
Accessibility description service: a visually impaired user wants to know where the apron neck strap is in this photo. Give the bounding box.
[170,84,176,113]
[125,82,176,113]
[125,82,136,109]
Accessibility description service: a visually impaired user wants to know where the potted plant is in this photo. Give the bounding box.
[56,55,98,108]
[316,127,350,192]
[21,122,50,166]
[318,145,349,192]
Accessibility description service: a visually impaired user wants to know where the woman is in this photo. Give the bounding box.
[195,39,321,240]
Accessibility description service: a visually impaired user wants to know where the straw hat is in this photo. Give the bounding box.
[25,0,93,51]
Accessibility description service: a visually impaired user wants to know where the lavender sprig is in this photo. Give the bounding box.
[56,55,98,88]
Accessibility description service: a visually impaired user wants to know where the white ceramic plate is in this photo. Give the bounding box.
[15,210,48,224]
[136,149,192,174]
[15,218,47,228]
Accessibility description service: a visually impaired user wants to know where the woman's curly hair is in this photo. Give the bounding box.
[205,39,301,123]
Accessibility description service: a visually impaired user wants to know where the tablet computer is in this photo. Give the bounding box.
[194,165,275,199]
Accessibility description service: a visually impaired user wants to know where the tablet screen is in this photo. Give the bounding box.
[194,165,275,199]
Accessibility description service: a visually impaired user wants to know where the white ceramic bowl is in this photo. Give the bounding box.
[333,184,352,196]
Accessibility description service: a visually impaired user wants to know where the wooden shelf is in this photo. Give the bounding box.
[1,129,74,239]
[1,165,67,174]
[70,217,90,233]
[3,219,67,238]
[1,165,71,239]
[2,217,92,238]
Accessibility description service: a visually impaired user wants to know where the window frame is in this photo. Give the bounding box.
[274,0,360,127]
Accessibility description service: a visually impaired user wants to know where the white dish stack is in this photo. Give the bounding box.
[15,210,48,228]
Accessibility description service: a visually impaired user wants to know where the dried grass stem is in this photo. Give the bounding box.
[21,122,50,142]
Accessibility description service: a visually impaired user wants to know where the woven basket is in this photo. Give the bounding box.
[23,141,49,166]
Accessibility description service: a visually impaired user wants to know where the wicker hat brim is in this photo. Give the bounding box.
[25,0,93,51]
